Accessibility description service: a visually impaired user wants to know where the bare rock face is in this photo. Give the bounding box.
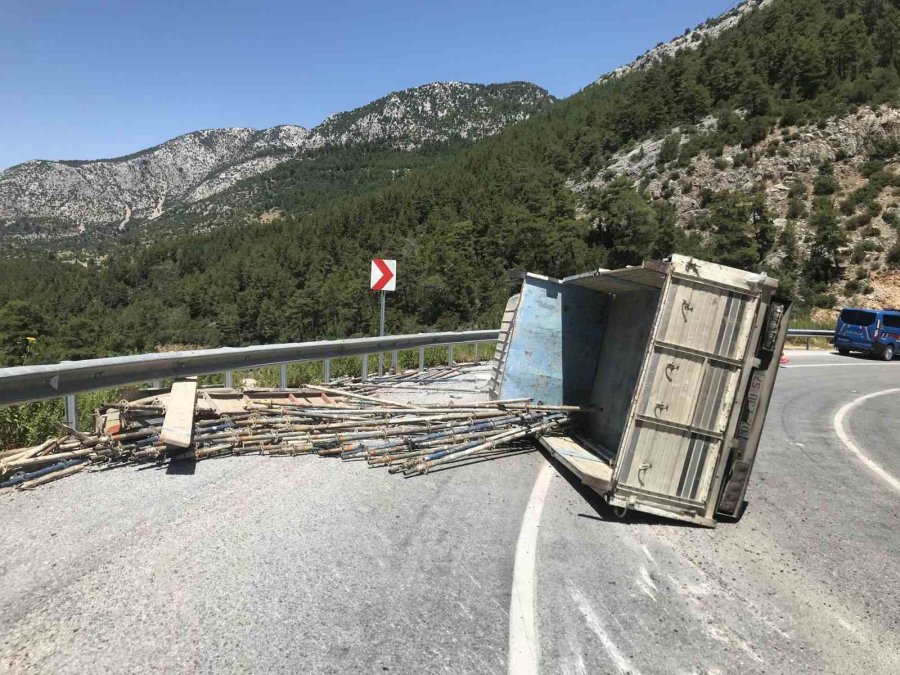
[0,126,311,236]
[579,107,900,194]
[574,105,900,307]
[312,82,551,148]
[0,81,553,244]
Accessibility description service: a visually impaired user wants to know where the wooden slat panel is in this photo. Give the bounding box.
[634,350,705,426]
[160,378,198,448]
[487,293,521,398]
[614,265,762,512]
[669,254,766,292]
[621,423,692,497]
[538,434,613,491]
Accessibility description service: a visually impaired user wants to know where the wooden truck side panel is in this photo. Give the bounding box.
[492,256,788,527]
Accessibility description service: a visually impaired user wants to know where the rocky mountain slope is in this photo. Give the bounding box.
[573,105,900,311]
[0,81,553,246]
[2,0,898,366]
[573,0,900,314]
[313,81,547,149]
[597,0,774,83]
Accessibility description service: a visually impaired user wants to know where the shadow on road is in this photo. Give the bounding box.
[166,457,197,475]
[541,449,707,529]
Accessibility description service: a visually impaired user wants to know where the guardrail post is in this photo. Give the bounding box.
[361,354,369,382]
[65,395,78,431]
[472,342,479,365]
[806,336,810,350]
[224,371,233,388]
[418,346,425,372]
[448,344,455,366]
[391,350,398,374]
[279,365,288,389]
[323,359,331,383]
[378,351,384,377]
[151,379,161,389]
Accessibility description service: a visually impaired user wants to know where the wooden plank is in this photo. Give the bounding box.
[669,253,766,292]
[160,378,198,448]
[103,410,122,435]
[207,395,246,415]
[488,293,521,398]
[539,434,613,491]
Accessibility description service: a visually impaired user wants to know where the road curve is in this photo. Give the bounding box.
[1,353,898,674]
[536,350,900,674]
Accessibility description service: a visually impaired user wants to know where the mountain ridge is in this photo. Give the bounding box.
[2,0,899,370]
[595,0,775,84]
[0,81,553,245]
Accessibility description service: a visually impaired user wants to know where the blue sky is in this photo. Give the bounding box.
[0,0,732,170]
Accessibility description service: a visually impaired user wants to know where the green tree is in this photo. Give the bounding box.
[774,220,803,299]
[874,5,900,68]
[742,75,772,118]
[751,194,776,260]
[586,179,657,268]
[0,300,46,366]
[804,197,847,287]
[701,192,760,270]
[679,75,713,123]
[657,133,682,166]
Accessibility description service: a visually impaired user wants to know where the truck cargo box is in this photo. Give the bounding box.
[489,255,790,526]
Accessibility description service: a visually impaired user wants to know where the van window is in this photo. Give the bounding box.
[883,313,900,329]
[840,309,877,326]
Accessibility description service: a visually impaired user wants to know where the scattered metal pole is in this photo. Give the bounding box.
[448,344,455,366]
[2,382,565,491]
[279,365,288,390]
[362,354,369,382]
[323,359,332,383]
[224,371,234,388]
[64,395,78,431]
[418,347,425,373]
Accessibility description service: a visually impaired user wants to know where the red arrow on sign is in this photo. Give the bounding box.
[371,258,395,291]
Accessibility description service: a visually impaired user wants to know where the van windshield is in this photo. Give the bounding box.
[840,309,877,326]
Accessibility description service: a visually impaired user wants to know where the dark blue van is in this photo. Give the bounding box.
[834,307,900,360]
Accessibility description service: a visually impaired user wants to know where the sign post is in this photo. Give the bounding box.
[370,259,396,376]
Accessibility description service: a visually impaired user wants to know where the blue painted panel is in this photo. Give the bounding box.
[501,277,564,404]
[500,276,608,405]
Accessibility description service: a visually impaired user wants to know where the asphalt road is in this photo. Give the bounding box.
[1,352,899,674]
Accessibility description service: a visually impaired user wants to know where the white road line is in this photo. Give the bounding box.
[785,362,900,368]
[508,462,556,675]
[833,388,900,494]
[569,584,637,675]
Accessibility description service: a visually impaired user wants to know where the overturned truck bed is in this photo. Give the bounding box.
[489,254,790,527]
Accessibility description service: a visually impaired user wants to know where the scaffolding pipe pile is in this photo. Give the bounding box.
[0,383,574,491]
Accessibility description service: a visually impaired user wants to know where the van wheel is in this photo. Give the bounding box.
[881,344,895,361]
[838,348,850,355]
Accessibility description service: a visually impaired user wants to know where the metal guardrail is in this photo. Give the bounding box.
[0,330,500,428]
[786,329,833,337]
[0,326,833,429]
[786,328,833,350]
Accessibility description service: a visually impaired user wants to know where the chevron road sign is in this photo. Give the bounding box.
[370,259,396,291]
